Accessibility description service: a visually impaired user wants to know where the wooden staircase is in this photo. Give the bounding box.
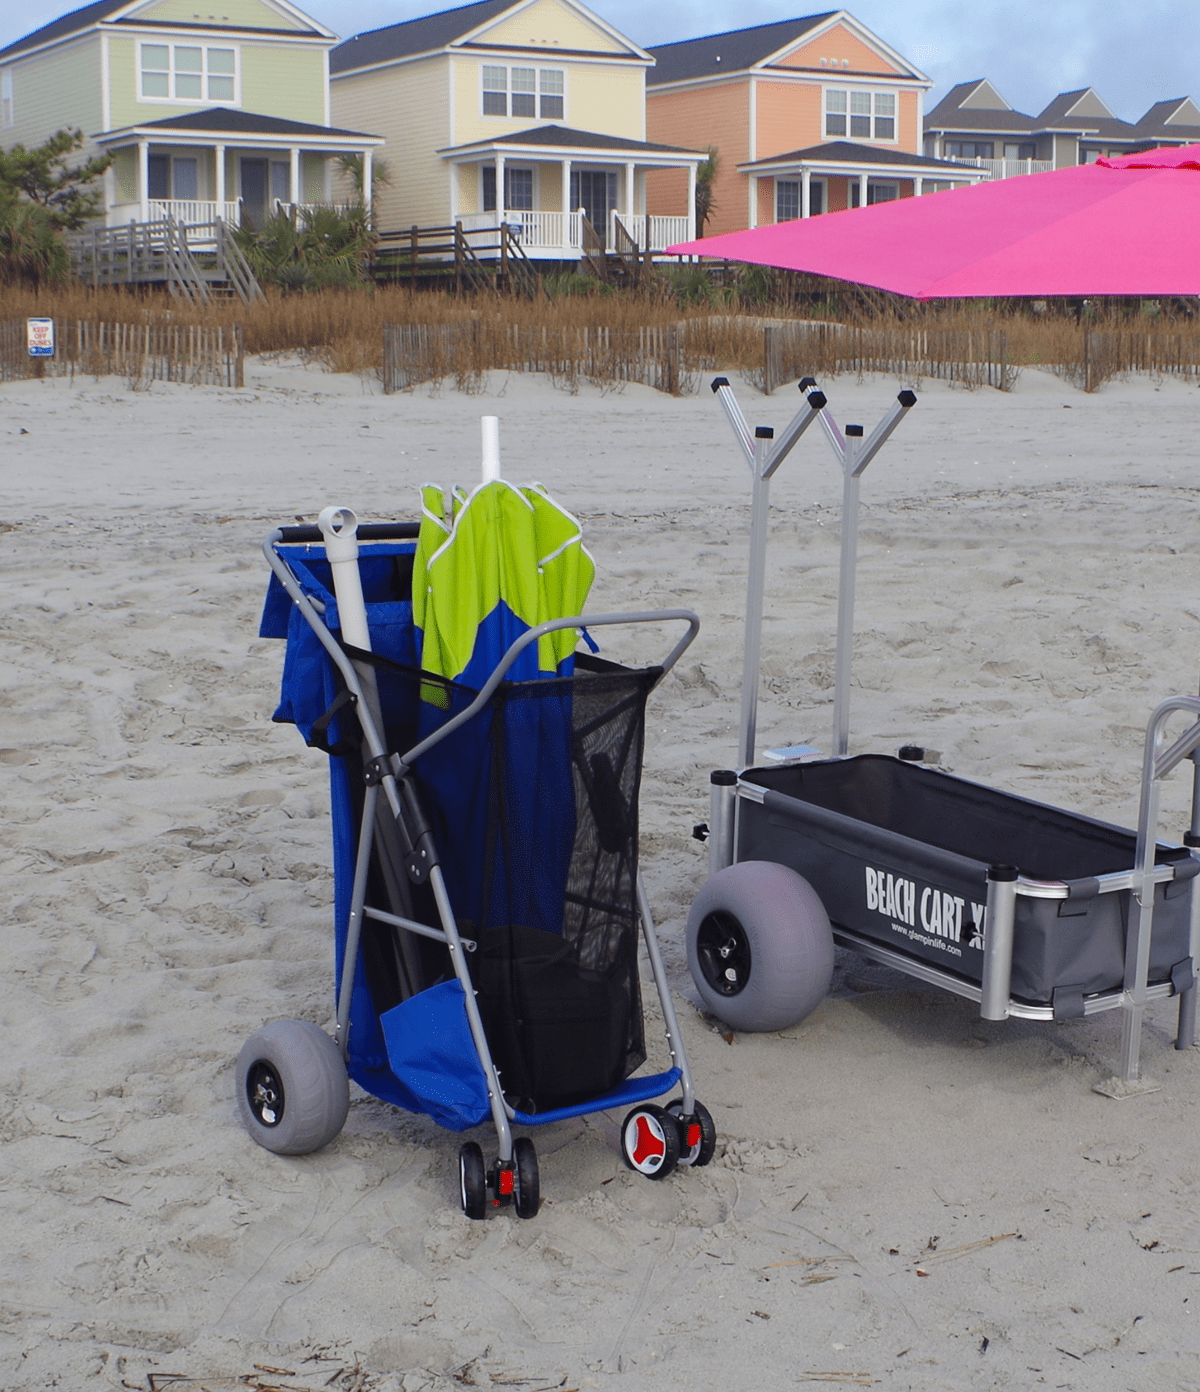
[581,214,650,288]
[68,216,263,305]
[371,221,541,297]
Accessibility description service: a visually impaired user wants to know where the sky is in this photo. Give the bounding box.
[0,0,1196,122]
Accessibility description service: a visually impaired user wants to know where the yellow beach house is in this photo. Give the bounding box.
[0,0,382,227]
[329,0,705,258]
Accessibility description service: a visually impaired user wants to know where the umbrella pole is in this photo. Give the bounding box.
[481,415,501,483]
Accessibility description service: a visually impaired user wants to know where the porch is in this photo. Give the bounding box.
[738,141,986,228]
[947,156,1054,180]
[94,108,383,231]
[439,125,703,262]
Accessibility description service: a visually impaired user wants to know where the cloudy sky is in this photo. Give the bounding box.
[0,0,1195,121]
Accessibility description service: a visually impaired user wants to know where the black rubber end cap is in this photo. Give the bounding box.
[1184,832,1200,849]
[798,375,817,390]
[711,376,730,392]
[711,769,737,786]
[898,745,924,762]
[898,389,918,407]
[846,424,864,438]
[988,864,1020,882]
[807,390,827,409]
[755,425,774,439]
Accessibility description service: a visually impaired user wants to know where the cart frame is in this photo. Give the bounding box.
[704,377,1200,1091]
[264,523,702,1156]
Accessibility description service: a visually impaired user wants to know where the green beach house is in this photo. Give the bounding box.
[0,0,382,227]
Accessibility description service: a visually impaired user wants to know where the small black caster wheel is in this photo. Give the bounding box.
[620,1103,680,1179]
[513,1136,540,1219]
[666,1098,717,1167]
[459,1141,487,1219]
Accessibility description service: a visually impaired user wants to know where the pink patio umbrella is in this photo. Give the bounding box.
[667,145,1200,298]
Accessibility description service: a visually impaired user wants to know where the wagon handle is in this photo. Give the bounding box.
[395,609,700,772]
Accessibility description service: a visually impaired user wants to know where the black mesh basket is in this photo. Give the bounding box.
[413,653,660,1113]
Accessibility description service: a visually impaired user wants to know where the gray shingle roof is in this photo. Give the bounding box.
[646,12,836,87]
[0,0,323,61]
[445,123,699,155]
[104,107,377,139]
[0,0,125,60]
[331,0,570,75]
[742,140,973,170]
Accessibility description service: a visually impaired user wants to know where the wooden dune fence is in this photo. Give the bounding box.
[383,321,686,395]
[1080,328,1200,392]
[0,320,244,387]
[762,322,1016,394]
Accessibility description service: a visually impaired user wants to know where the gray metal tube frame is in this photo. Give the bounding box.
[637,871,695,1113]
[711,378,825,767]
[979,865,1019,1020]
[1119,694,1200,1082]
[265,530,700,1153]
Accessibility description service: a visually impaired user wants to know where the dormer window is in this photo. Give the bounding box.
[140,42,239,103]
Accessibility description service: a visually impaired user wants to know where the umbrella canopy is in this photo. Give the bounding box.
[667,145,1200,299]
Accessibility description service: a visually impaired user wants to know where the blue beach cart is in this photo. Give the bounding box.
[237,495,713,1218]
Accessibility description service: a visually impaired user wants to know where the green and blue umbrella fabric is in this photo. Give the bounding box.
[412,479,595,941]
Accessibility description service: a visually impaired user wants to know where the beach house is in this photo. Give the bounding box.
[643,10,980,239]
[328,0,704,258]
[925,81,1200,176]
[0,1,382,228]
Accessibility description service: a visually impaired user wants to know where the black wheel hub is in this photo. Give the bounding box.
[246,1059,285,1127]
[695,910,751,997]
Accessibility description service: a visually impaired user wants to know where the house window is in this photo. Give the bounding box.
[849,181,898,208]
[945,140,994,159]
[1,69,12,129]
[482,166,534,211]
[774,180,825,221]
[481,65,565,120]
[147,154,200,202]
[826,89,896,141]
[539,69,564,120]
[1003,142,1037,160]
[140,43,238,103]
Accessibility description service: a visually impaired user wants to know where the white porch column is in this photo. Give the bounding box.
[747,173,757,229]
[858,171,869,208]
[448,160,459,223]
[801,167,811,218]
[624,160,635,243]
[561,158,571,252]
[289,146,301,207]
[138,138,149,222]
[363,149,373,219]
[495,152,505,218]
[913,175,924,197]
[687,161,697,241]
[215,143,226,214]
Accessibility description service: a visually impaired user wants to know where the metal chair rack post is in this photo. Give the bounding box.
[711,375,915,767]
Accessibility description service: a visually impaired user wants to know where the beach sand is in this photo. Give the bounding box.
[4,358,1200,1390]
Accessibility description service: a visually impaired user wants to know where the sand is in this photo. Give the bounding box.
[4,357,1200,1391]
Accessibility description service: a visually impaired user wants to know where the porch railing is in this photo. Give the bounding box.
[454,209,583,251]
[606,212,691,252]
[947,157,1054,180]
[107,199,243,227]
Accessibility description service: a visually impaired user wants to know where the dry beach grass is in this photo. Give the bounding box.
[3,356,1200,1389]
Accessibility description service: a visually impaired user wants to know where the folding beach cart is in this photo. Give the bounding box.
[237,492,714,1217]
[687,377,1200,1095]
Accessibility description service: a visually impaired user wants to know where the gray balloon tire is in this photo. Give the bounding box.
[686,860,834,1032]
[236,1019,350,1156]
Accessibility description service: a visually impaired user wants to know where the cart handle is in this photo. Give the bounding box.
[395,609,700,771]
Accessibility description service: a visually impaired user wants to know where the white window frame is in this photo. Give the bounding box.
[138,41,241,106]
[775,177,826,221]
[481,163,538,212]
[1,69,12,130]
[824,86,898,143]
[479,63,567,122]
[849,180,899,209]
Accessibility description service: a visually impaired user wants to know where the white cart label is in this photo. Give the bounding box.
[864,865,985,957]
